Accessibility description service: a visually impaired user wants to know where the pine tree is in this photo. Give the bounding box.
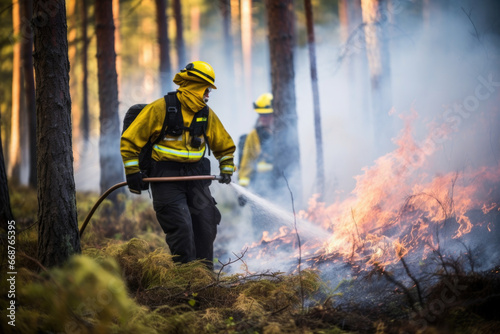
[265,0,302,205]
[33,0,81,267]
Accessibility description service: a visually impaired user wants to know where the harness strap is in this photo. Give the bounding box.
[154,95,170,144]
[165,92,183,136]
[163,91,211,156]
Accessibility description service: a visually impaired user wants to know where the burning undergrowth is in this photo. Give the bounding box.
[228,109,500,318]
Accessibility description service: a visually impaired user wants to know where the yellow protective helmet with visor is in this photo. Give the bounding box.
[253,93,273,114]
[181,61,217,89]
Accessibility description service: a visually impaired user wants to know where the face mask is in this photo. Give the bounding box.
[204,87,211,103]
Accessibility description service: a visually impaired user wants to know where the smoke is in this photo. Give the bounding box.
[291,1,500,202]
[211,0,500,276]
[72,1,500,281]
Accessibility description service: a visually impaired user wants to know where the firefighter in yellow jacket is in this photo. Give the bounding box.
[121,61,235,268]
[238,93,274,195]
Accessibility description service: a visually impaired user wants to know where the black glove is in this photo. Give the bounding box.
[218,173,231,184]
[238,195,247,207]
[140,173,150,190]
[126,172,147,194]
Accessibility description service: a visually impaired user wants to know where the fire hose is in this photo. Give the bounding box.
[79,175,223,237]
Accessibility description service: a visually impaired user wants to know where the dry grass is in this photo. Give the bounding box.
[2,186,500,333]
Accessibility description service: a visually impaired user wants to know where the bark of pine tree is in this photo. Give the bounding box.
[220,0,234,81]
[220,0,238,121]
[20,0,37,189]
[155,0,172,93]
[265,0,302,204]
[33,0,81,267]
[173,0,186,67]
[95,0,124,203]
[68,0,80,151]
[304,0,324,199]
[113,0,122,94]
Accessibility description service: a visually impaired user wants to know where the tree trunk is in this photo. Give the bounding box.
[304,0,324,199]
[361,0,393,148]
[173,0,186,67]
[220,0,234,76]
[68,0,80,169]
[0,111,14,231]
[155,0,172,93]
[265,0,302,205]
[338,0,368,117]
[240,0,252,107]
[20,0,37,189]
[81,0,90,145]
[33,0,81,268]
[220,0,238,123]
[95,0,124,204]
[113,0,122,98]
[8,0,22,184]
[230,0,243,92]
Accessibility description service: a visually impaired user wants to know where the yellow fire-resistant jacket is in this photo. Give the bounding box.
[238,128,273,186]
[121,92,235,176]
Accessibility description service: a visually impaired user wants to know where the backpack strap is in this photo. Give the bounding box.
[152,95,171,145]
[161,91,212,156]
[165,91,184,137]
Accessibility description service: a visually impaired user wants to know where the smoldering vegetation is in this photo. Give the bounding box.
[2,184,500,334]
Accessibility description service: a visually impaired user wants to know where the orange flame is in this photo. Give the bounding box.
[252,109,499,270]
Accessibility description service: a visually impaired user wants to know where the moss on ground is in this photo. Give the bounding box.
[2,186,500,333]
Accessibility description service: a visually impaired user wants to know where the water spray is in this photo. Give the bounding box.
[229,183,329,241]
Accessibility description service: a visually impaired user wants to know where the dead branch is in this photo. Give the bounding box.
[398,192,449,251]
[399,256,423,307]
[373,263,418,312]
[283,171,305,311]
[18,251,48,272]
[461,7,480,41]
[217,248,249,282]
[350,207,364,248]
[457,239,476,273]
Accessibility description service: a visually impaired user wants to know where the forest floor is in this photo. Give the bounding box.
[1,185,500,334]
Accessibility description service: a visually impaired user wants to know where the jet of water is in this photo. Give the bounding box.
[229,182,330,243]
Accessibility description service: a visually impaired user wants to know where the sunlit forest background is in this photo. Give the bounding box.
[2,0,500,198]
[1,0,500,333]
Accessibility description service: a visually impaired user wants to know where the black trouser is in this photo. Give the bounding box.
[151,159,221,268]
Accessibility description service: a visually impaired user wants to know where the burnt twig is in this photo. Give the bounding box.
[282,171,304,311]
[373,263,418,312]
[400,256,424,307]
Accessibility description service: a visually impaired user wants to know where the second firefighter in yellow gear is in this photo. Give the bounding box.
[121,61,235,269]
[238,93,274,198]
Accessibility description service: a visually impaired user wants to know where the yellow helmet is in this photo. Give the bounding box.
[181,61,217,89]
[253,93,273,114]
